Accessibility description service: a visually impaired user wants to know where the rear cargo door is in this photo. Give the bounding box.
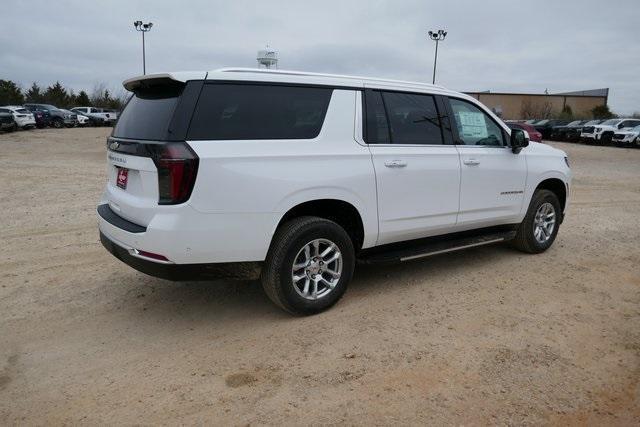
[104,77,203,226]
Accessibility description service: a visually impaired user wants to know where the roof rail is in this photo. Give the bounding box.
[215,67,445,89]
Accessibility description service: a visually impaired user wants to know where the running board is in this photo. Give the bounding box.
[358,229,517,265]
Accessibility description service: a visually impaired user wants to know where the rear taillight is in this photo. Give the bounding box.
[149,143,199,205]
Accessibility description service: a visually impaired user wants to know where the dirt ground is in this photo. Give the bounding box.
[0,127,639,425]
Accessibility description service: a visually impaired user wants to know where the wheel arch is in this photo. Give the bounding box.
[535,178,567,219]
[275,199,366,251]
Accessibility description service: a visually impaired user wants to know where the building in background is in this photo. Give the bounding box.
[464,88,608,119]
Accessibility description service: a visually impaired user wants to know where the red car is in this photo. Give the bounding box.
[507,122,543,142]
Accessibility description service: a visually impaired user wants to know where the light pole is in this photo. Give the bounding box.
[134,20,153,75]
[428,29,447,84]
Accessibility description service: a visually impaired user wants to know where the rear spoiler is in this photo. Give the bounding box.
[122,72,208,92]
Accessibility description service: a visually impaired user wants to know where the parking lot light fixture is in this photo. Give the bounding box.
[134,20,154,75]
[428,29,447,84]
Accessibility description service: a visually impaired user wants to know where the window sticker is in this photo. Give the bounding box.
[457,111,488,139]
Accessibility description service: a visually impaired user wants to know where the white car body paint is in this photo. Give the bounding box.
[99,68,571,265]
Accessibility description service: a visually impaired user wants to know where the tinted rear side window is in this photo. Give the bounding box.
[187,84,332,140]
[364,90,390,144]
[381,92,444,145]
[113,84,182,141]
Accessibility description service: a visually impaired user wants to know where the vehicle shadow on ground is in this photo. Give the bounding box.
[108,242,524,328]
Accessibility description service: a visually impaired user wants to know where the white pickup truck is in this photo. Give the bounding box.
[98,68,572,315]
[71,106,117,125]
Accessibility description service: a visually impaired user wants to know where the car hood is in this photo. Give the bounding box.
[527,141,567,157]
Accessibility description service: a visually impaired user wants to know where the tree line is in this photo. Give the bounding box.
[0,79,129,110]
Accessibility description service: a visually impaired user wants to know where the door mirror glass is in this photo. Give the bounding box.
[510,129,529,153]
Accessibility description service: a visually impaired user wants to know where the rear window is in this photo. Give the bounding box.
[187,84,332,140]
[113,83,183,140]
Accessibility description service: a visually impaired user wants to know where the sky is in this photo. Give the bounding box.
[1,0,639,114]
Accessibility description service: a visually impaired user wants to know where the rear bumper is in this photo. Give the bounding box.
[15,118,36,127]
[97,201,278,263]
[100,231,261,281]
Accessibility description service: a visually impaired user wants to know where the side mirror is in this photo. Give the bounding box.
[510,129,529,154]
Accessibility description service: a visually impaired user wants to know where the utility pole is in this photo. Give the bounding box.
[428,29,447,84]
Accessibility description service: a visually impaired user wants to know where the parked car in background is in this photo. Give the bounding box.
[0,111,16,132]
[71,107,116,125]
[507,122,543,142]
[0,106,36,129]
[612,124,640,147]
[562,119,601,142]
[70,108,106,126]
[533,119,570,140]
[581,118,640,145]
[23,104,78,128]
[101,108,119,120]
[22,105,50,128]
[75,112,90,126]
[550,120,588,141]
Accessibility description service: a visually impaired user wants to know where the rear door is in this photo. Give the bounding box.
[104,78,202,226]
[446,97,527,226]
[365,89,461,245]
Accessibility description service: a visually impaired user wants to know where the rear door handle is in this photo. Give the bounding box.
[463,158,480,166]
[384,160,407,168]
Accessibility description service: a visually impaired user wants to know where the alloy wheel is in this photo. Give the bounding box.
[291,238,342,300]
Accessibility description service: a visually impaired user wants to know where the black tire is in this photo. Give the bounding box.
[51,118,63,129]
[512,189,562,254]
[261,216,355,315]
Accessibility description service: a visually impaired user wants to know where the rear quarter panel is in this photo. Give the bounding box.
[185,89,379,250]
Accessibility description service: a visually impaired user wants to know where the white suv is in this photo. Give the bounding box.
[98,68,571,314]
[581,118,640,144]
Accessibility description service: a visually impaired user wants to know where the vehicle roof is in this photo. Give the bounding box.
[123,68,465,98]
[121,68,508,131]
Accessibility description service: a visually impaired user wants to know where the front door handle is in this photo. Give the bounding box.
[384,160,408,168]
[463,158,480,166]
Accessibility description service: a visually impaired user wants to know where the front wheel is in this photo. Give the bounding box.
[51,119,63,129]
[261,217,355,315]
[512,189,562,254]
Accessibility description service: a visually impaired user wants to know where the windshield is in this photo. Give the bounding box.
[535,120,549,125]
[632,125,640,133]
[601,119,620,126]
[567,121,581,126]
[584,120,599,125]
[16,109,30,114]
[113,83,183,141]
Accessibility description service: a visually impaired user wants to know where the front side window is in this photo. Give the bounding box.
[187,84,333,140]
[449,98,505,147]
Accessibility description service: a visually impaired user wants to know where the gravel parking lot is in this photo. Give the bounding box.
[1,127,639,425]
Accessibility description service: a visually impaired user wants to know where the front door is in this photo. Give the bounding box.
[447,97,527,226]
[365,89,461,245]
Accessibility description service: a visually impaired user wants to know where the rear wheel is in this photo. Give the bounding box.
[261,216,355,315]
[512,189,561,254]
